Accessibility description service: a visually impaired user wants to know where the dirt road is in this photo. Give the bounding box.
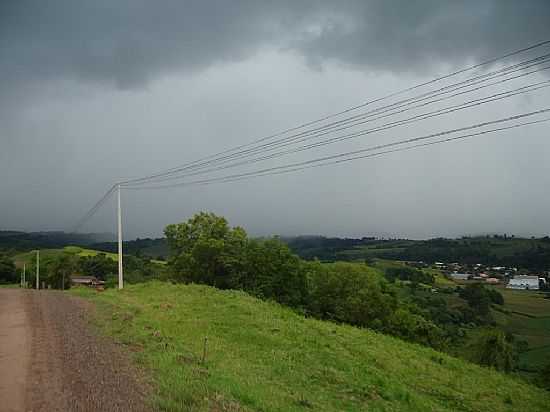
[0,289,152,412]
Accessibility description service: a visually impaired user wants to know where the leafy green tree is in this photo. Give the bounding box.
[459,283,492,316]
[306,261,444,348]
[0,254,16,283]
[241,238,308,307]
[537,362,550,390]
[45,253,77,289]
[385,267,434,285]
[78,253,117,280]
[165,212,247,288]
[471,328,515,372]
[487,288,504,305]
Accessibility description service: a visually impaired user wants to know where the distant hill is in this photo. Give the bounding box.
[0,231,114,252]
[284,235,550,271]
[91,237,169,259]
[6,231,549,271]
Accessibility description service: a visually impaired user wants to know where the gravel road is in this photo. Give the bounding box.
[0,289,152,412]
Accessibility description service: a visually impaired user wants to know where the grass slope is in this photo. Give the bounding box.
[72,282,550,412]
[13,246,117,265]
[13,246,166,266]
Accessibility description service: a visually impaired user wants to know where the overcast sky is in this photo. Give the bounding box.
[1,1,550,240]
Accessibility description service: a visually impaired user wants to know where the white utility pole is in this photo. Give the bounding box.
[35,250,40,290]
[22,263,26,288]
[117,184,124,289]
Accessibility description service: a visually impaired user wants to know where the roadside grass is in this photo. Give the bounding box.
[71,281,550,412]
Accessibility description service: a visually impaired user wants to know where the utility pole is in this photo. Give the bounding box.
[22,263,26,288]
[117,184,124,289]
[35,250,40,290]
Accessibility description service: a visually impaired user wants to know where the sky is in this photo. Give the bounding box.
[1,0,550,240]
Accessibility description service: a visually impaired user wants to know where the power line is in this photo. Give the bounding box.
[119,40,550,186]
[123,54,550,185]
[125,108,550,190]
[123,79,550,186]
[72,39,550,230]
[72,185,116,233]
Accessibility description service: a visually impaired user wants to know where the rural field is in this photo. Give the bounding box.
[492,288,550,373]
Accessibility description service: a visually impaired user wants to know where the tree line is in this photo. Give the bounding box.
[163,212,513,356]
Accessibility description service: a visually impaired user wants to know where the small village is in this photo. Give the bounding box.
[418,261,549,290]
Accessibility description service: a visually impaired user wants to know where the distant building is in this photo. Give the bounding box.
[451,273,472,281]
[486,277,500,284]
[506,275,540,290]
[71,275,105,287]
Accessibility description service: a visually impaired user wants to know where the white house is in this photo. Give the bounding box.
[506,275,540,290]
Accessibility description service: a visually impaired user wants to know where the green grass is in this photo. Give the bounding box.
[490,288,550,372]
[371,259,454,288]
[71,281,550,412]
[13,246,166,266]
[13,246,115,264]
[497,289,550,317]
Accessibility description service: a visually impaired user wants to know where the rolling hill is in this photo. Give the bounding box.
[71,281,550,411]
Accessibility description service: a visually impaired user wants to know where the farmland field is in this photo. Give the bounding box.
[491,288,550,372]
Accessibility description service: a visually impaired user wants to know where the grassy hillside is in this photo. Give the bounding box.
[13,246,165,267]
[0,230,112,251]
[13,246,118,266]
[71,282,550,412]
[492,288,550,373]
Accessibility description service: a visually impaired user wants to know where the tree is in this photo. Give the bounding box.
[385,266,434,285]
[45,253,77,289]
[471,328,515,372]
[537,362,550,390]
[78,253,117,280]
[241,238,308,307]
[459,283,492,316]
[165,212,247,288]
[306,261,444,348]
[0,254,16,283]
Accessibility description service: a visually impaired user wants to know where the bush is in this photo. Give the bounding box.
[78,253,117,280]
[385,267,435,285]
[470,328,515,372]
[459,283,492,316]
[241,238,308,308]
[0,254,16,283]
[306,262,444,348]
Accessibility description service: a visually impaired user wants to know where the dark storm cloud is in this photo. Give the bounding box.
[1,1,549,94]
[296,1,550,73]
[2,1,550,238]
